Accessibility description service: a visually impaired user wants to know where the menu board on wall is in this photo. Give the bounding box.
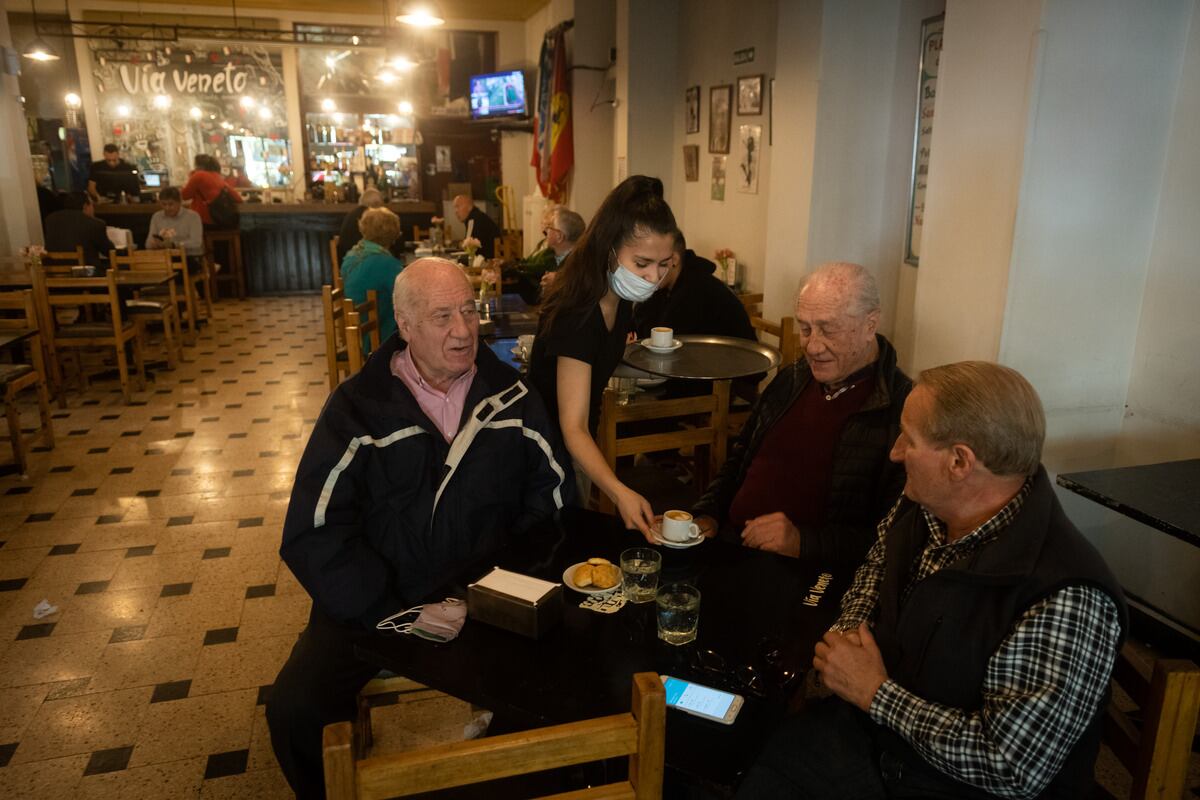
[905,14,943,266]
[89,38,289,186]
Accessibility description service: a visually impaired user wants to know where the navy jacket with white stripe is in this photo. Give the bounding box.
[281,334,574,629]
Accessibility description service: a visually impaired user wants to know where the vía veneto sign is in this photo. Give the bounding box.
[117,63,251,96]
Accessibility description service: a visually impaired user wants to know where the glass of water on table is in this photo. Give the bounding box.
[619,547,661,603]
[657,583,700,645]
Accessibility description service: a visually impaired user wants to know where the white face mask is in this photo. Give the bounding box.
[608,250,661,303]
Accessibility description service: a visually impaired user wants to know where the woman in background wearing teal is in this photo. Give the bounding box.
[341,207,404,351]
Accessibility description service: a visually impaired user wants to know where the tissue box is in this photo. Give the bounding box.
[467,567,563,639]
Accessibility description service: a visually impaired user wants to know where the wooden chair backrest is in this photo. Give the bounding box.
[329,236,342,290]
[109,248,181,271]
[751,315,798,366]
[596,381,730,514]
[343,290,380,376]
[738,292,763,317]
[322,284,349,389]
[1103,643,1200,799]
[0,289,39,330]
[42,246,85,266]
[323,672,665,800]
[40,271,127,339]
[494,233,521,262]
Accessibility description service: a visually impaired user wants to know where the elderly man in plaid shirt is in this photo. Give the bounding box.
[739,361,1126,800]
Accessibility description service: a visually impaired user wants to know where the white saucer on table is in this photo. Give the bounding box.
[639,338,682,354]
[650,521,705,550]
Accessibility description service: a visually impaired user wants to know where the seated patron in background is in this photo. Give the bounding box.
[267,258,572,799]
[738,361,1126,800]
[452,194,503,259]
[182,154,243,228]
[340,207,405,347]
[87,143,139,202]
[336,188,398,262]
[145,187,204,271]
[44,192,113,271]
[692,262,911,563]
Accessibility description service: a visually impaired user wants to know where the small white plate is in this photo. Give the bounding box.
[640,338,683,354]
[562,562,621,594]
[650,522,705,549]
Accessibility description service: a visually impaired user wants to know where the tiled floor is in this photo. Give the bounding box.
[0,297,471,799]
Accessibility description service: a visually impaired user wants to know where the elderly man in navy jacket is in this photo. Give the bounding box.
[267,258,572,799]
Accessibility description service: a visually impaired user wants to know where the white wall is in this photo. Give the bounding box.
[624,0,677,190]
[671,0,777,297]
[0,8,42,251]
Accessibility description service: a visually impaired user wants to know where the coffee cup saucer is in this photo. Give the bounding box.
[639,338,682,354]
[650,521,705,549]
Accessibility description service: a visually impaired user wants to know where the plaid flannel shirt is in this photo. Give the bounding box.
[833,485,1122,799]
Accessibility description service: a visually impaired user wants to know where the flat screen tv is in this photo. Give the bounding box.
[469,70,528,120]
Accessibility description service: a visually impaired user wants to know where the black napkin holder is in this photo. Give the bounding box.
[467,567,563,639]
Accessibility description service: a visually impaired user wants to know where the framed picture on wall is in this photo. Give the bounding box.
[711,156,727,201]
[737,74,763,115]
[736,124,761,194]
[709,85,732,154]
[905,14,944,266]
[683,145,700,181]
[685,86,700,134]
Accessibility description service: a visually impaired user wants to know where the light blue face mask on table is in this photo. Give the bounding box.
[376,598,467,642]
[609,250,662,303]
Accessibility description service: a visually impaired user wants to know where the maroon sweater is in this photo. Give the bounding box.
[727,376,874,531]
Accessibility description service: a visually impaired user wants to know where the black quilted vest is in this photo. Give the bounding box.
[871,467,1127,799]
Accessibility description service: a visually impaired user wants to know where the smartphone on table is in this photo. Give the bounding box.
[660,675,744,725]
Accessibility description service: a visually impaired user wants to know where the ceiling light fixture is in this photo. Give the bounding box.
[320,98,337,112]
[389,54,416,71]
[64,92,82,109]
[377,70,397,85]
[152,94,172,110]
[239,95,256,109]
[397,100,414,115]
[189,106,203,119]
[115,104,131,118]
[22,0,59,61]
[395,1,444,27]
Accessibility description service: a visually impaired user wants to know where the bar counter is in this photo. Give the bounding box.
[96,201,438,294]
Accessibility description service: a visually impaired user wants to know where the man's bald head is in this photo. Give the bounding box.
[796,262,880,319]
[393,258,471,323]
[452,195,473,222]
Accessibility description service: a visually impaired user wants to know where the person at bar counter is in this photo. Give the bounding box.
[182,153,243,228]
[43,192,113,271]
[738,361,1126,800]
[452,193,502,258]
[692,262,911,563]
[267,258,572,800]
[87,143,139,203]
[145,187,204,271]
[340,207,405,348]
[527,175,676,537]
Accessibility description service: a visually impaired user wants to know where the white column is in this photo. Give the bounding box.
[0,9,42,250]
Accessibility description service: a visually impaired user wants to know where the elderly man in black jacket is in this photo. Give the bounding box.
[692,262,911,565]
[267,258,573,799]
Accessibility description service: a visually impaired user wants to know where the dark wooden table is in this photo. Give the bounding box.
[1057,459,1200,549]
[354,507,849,793]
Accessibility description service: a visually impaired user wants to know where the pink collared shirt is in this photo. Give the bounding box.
[391,348,477,442]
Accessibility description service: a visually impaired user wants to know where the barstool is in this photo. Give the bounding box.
[204,230,245,300]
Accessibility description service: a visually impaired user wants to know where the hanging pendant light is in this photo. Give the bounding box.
[395,1,444,27]
[22,0,60,61]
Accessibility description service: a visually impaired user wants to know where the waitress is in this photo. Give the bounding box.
[527,176,677,538]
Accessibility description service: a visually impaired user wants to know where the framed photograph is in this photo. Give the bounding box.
[768,78,775,145]
[685,86,700,134]
[737,74,763,115]
[709,85,732,154]
[905,14,944,266]
[683,145,700,182]
[711,155,726,201]
[736,124,761,194]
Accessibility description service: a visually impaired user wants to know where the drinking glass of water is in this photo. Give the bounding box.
[619,547,661,603]
[657,583,700,645]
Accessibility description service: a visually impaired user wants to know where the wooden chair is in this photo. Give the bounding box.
[37,269,145,405]
[323,671,665,800]
[0,290,54,474]
[205,229,244,300]
[597,381,730,515]
[343,290,380,377]
[322,284,351,389]
[751,315,798,367]
[738,292,763,316]
[42,246,85,267]
[329,235,343,290]
[1099,643,1200,800]
[109,251,183,369]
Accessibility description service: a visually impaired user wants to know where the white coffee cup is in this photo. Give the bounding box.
[650,326,674,349]
[661,509,699,542]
